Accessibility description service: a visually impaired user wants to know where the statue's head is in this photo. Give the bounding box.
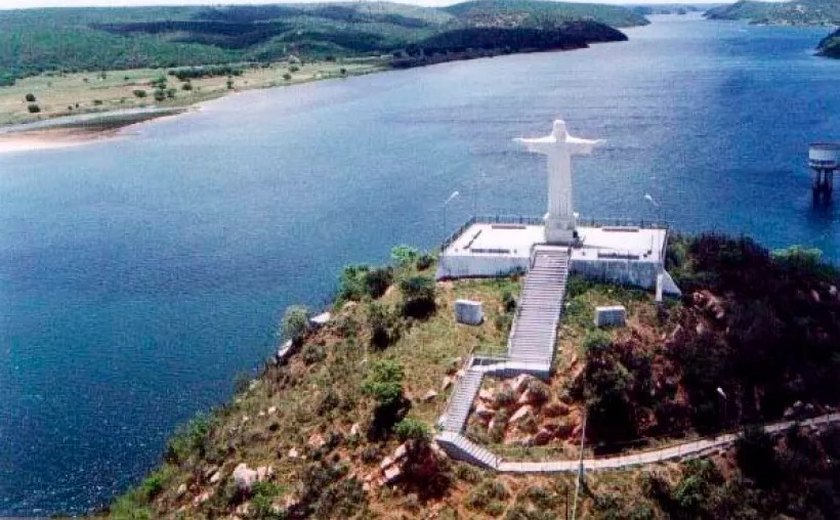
[552,120,568,138]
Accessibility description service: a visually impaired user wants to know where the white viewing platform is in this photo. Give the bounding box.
[437,216,680,296]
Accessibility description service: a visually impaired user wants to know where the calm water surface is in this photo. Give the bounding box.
[1,16,838,515]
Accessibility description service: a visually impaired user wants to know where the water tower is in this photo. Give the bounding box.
[809,143,840,199]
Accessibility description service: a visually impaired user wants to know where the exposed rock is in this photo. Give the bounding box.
[233,463,258,494]
[422,389,438,402]
[256,466,273,482]
[268,406,277,415]
[203,465,219,480]
[393,443,408,461]
[829,285,838,297]
[456,368,466,378]
[350,423,361,436]
[534,428,553,446]
[307,433,326,449]
[543,400,569,417]
[474,402,495,421]
[176,483,187,497]
[478,389,494,403]
[288,447,299,459]
[258,410,266,417]
[208,470,221,484]
[510,405,534,424]
[380,456,395,470]
[513,374,534,394]
[811,289,821,303]
[383,464,401,484]
[193,491,211,506]
[441,376,454,391]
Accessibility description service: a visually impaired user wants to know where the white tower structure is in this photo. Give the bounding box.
[515,120,604,245]
[809,143,839,199]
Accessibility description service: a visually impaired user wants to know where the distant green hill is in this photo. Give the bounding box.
[0,1,645,86]
[817,27,840,57]
[444,0,649,28]
[705,0,840,26]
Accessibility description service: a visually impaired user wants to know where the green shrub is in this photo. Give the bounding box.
[362,359,404,407]
[391,245,419,268]
[289,65,300,73]
[93,99,103,105]
[133,89,147,98]
[24,93,36,102]
[281,305,310,342]
[416,252,435,270]
[366,302,400,350]
[399,275,436,318]
[467,479,509,512]
[283,73,292,81]
[302,343,326,365]
[181,81,193,91]
[26,104,40,113]
[394,418,430,443]
[338,264,393,301]
[153,88,166,101]
[165,412,214,464]
[527,379,551,404]
[494,386,516,408]
[583,328,612,353]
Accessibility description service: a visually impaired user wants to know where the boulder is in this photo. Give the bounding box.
[176,483,187,497]
[209,470,221,484]
[380,456,395,470]
[256,466,273,482]
[383,464,401,484]
[203,465,219,480]
[393,443,408,461]
[474,403,495,421]
[510,405,534,424]
[193,491,211,506]
[441,376,453,391]
[422,389,438,402]
[534,428,553,446]
[478,389,494,403]
[543,400,569,417]
[233,463,258,494]
[513,374,534,394]
[307,433,326,449]
[350,423,361,436]
[268,406,277,415]
[287,447,299,459]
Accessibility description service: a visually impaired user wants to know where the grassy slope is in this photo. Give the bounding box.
[705,0,840,25]
[104,235,840,519]
[444,0,650,28]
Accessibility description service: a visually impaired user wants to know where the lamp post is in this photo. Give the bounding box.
[443,190,460,237]
[716,386,728,428]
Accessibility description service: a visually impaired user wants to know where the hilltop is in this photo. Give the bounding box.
[705,0,840,26]
[101,235,840,519]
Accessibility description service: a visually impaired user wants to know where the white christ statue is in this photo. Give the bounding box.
[515,120,604,245]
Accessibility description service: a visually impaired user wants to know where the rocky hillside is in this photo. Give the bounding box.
[818,27,840,57]
[99,235,840,519]
[705,0,840,26]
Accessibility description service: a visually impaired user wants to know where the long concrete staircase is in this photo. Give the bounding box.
[436,247,570,466]
[509,249,569,367]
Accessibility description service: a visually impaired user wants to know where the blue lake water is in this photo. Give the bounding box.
[1,15,838,515]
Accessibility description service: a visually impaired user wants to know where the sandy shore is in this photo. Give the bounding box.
[0,107,188,154]
[0,127,122,153]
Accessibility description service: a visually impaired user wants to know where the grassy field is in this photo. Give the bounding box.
[0,58,386,126]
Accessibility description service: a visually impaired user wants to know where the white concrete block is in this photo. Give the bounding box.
[594,305,626,327]
[454,299,484,325]
[309,312,331,328]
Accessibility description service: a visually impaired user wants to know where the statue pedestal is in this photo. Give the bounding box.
[544,214,575,245]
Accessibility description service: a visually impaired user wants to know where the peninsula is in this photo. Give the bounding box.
[100,122,840,520]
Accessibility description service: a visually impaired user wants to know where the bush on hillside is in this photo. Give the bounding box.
[399,275,436,318]
[338,264,393,301]
[25,93,36,102]
[26,104,40,113]
[281,305,310,343]
[391,244,419,268]
[366,302,400,350]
